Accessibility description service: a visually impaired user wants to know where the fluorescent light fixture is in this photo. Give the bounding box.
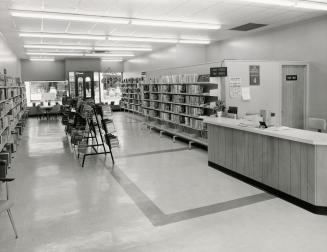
[131,20,220,30]
[11,10,129,24]
[179,39,211,45]
[27,52,83,56]
[296,1,327,11]
[24,44,93,50]
[19,33,106,40]
[108,36,178,43]
[102,59,123,62]
[94,46,152,51]
[237,0,295,7]
[85,53,134,57]
[29,58,55,61]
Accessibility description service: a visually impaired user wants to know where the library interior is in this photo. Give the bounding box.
[1,0,327,251]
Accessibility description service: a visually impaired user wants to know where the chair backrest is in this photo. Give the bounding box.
[308,117,326,132]
[49,104,61,113]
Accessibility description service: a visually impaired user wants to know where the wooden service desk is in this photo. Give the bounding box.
[204,117,327,214]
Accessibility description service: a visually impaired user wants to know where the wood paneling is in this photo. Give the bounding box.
[253,134,263,182]
[316,146,327,205]
[208,125,322,205]
[290,142,301,198]
[279,139,291,194]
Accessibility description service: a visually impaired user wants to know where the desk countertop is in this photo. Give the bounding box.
[203,117,327,146]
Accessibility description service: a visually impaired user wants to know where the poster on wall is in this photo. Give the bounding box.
[229,77,242,98]
[249,65,260,85]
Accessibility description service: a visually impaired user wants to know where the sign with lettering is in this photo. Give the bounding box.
[197,74,210,82]
[286,75,298,81]
[249,65,260,86]
[210,67,227,77]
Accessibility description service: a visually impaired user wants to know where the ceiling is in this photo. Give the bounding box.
[0,0,326,61]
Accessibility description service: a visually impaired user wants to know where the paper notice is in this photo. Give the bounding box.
[241,87,251,101]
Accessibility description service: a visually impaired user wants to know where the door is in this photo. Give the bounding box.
[74,72,95,99]
[281,65,307,129]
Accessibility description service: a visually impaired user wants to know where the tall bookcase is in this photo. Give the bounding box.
[121,74,219,147]
[121,78,143,114]
[0,74,27,150]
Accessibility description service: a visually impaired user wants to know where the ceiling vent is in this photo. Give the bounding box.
[230,23,267,31]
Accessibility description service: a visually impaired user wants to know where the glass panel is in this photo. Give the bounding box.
[24,81,68,106]
[85,76,92,98]
[77,77,83,98]
[94,72,100,103]
[100,72,122,105]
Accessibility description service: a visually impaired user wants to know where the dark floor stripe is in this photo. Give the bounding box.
[111,167,166,226]
[110,166,275,227]
[116,147,189,159]
[162,193,274,225]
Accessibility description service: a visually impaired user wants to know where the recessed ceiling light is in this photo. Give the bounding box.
[179,39,211,44]
[29,58,55,61]
[237,0,327,10]
[94,46,152,51]
[24,44,93,50]
[27,52,84,56]
[296,1,327,11]
[131,20,221,30]
[19,33,106,40]
[108,36,178,43]
[236,0,295,7]
[11,10,129,24]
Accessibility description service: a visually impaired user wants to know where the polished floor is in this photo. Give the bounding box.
[1,112,327,252]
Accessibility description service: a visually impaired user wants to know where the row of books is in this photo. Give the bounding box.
[0,128,10,146]
[0,101,14,118]
[143,74,200,84]
[0,115,9,133]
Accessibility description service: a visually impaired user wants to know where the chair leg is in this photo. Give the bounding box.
[7,209,18,239]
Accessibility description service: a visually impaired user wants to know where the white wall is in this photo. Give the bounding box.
[223,60,281,121]
[123,44,206,73]
[0,33,21,78]
[21,60,65,81]
[101,61,123,73]
[65,58,101,76]
[206,16,327,122]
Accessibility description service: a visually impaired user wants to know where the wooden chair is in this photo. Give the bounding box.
[0,177,18,239]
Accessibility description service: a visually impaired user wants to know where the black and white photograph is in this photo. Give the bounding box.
[0,0,327,251]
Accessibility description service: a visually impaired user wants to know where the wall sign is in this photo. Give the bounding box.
[197,74,210,82]
[210,67,227,77]
[249,65,260,86]
[286,75,298,81]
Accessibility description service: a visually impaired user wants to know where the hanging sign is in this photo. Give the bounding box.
[210,67,227,77]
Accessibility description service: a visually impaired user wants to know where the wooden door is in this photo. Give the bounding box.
[282,65,306,129]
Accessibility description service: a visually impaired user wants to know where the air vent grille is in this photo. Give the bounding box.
[230,23,267,31]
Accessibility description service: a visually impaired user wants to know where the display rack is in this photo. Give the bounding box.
[121,74,219,148]
[0,74,27,152]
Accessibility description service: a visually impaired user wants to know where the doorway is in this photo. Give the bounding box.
[281,65,307,129]
[74,72,95,99]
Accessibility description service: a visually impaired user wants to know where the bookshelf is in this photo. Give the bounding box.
[121,78,143,114]
[0,74,27,151]
[121,74,219,147]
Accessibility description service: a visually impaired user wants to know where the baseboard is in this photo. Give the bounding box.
[208,161,327,215]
